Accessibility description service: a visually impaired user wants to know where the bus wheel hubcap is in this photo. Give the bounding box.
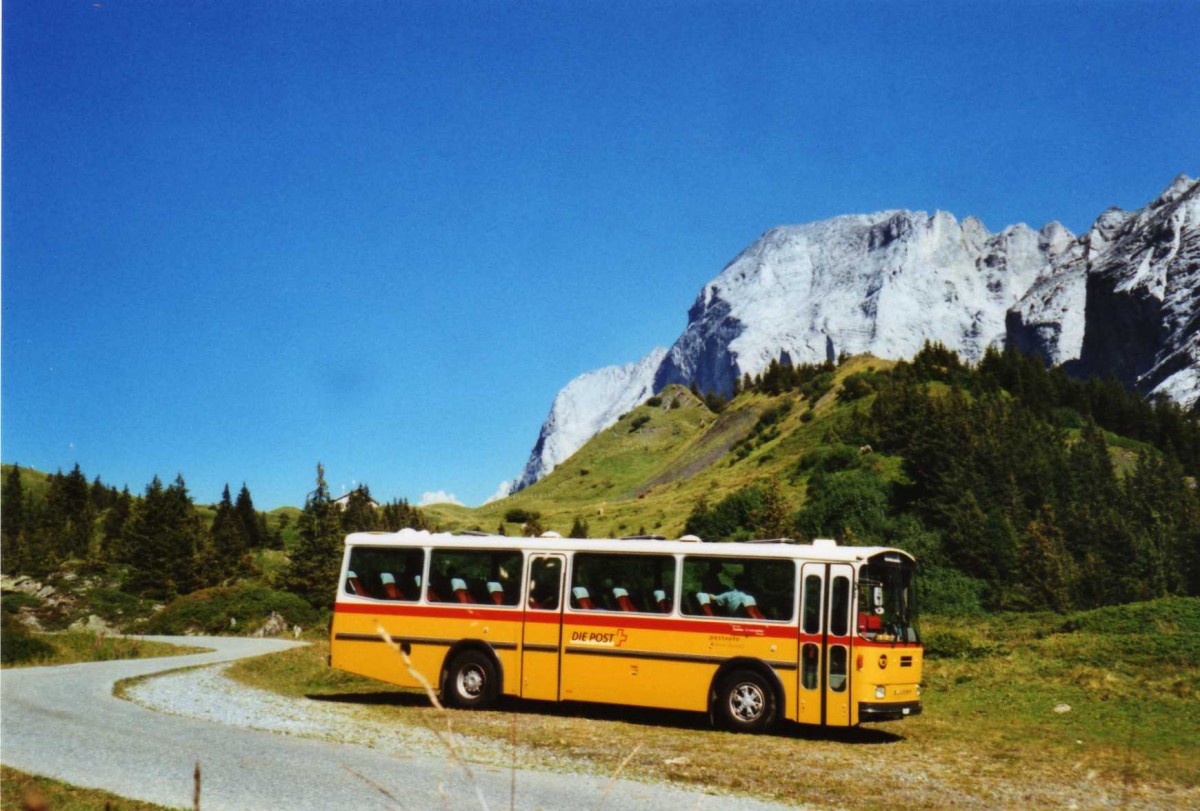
[458,665,485,697]
[730,683,764,721]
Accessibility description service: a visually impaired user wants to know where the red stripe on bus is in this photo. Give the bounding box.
[334,601,921,648]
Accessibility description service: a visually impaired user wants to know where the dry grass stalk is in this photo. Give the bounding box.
[509,713,518,811]
[343,765,406,808]
[376,623,491,811]
[593,743,643,811]
[193,761,201,811]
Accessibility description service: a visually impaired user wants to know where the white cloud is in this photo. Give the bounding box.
[484,480,514,505]
[419,490,463,507]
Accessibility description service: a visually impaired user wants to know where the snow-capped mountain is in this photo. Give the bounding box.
[653,210,1075,394]
[502,176,1199,496]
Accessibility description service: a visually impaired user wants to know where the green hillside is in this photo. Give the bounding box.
[426,355,893,537]
[428,346,1200,615]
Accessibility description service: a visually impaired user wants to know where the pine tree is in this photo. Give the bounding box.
[102,487,133,563]
[569,516,589,538]
[340,486,379,533]
[289,464,344,608]
[2,466,27,573]
[234,484,262,550]
[208,484,244,582]
[121,475,203,598]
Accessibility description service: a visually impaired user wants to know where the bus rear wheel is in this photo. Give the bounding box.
[716,669,776,733]
[444,650,498,710]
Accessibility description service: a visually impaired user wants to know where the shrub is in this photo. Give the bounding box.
[84,588,149,623]
[144,585,318,635]
[917,565,986,615]
[800,409,815,423]
[921,628,1000,660]
[0,616,53,664]
[801,372,835,402]
[629,414,651,432]
[1,593,42,614]
[646,396,663,407]
[504,508,540,524]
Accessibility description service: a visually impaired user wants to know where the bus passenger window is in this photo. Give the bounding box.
[344,547,424,602]
[569,553,676,614]
[681,557,795,621]
[428,548,522,606]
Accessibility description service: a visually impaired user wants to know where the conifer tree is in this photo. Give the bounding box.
[208,484,244,582]
[234,484,262,550]
[569,516,589,538]
[122,476,199,597]
[289,464,344,608]
[340,486,379,533]
[2,466,28,573]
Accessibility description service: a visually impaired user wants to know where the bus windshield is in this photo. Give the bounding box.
[857,554,918,643]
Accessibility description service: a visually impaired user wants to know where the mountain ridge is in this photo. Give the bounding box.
[500,175,1199,497]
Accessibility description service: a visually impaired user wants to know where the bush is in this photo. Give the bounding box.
[503,508,540,524]
[1,593,42,614]
[0,616,54,664]
[917,565,986,615]
[629,414,651,432]
[144,585,318,635]
[646,396,663,407]
[84,588,149,623]
[922,628,999,660]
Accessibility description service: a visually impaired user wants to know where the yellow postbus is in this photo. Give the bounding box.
[330,529,922,731]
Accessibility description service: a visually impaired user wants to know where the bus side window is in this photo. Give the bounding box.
[345,547,424,602]
[681,556,795,621]
[429,549,522,606]
[570,553,675,614]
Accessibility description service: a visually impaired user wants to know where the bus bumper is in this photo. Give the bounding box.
[859,701,922,722]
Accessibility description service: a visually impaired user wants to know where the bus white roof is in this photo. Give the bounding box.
[343,528,914,564]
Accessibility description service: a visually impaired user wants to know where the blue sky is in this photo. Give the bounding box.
[3,1,1198,509]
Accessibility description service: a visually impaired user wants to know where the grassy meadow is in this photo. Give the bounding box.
[227,597,1200,809]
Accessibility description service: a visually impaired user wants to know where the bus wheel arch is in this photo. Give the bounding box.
[709,658,783,732]
[440,641,503,710]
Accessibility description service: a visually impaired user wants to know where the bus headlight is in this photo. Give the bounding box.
[875,686,887,699]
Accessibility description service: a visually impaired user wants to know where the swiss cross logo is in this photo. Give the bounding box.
[615,628,628,647]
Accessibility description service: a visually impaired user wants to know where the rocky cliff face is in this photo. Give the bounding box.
[492,348,667,499]
[503,176,1199,496]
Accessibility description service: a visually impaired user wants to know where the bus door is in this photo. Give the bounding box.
[797,563,824,725]
[521,553,566,701]
[797,562,854,726]
[824,563,854,726]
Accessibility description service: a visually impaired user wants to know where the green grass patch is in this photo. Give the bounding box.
[1,618,204,668]
[1,766,175,811]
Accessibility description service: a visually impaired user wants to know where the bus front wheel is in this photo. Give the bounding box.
[444,650,499,710]
[716,669,776,732]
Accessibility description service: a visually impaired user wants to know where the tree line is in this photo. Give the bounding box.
[1,464,281,597]
[686,344,1200,614]
[1,463,431,607]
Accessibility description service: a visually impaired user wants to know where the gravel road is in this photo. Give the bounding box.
[1,636,802,810]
